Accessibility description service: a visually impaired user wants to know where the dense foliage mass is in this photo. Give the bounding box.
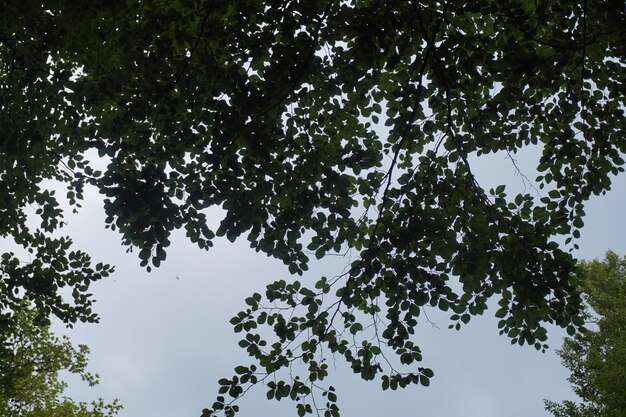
[1,0,624,415]
[0,304,121,417]
[545,252,626,417]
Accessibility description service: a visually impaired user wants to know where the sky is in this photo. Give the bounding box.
[46,146,626,417]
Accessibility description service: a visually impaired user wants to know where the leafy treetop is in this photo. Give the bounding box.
[545,251,626,417]
[0,303,122,417]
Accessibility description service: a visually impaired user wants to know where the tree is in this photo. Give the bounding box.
[1,1,624,416]
[544,251,626,417]
[0,303,122,417]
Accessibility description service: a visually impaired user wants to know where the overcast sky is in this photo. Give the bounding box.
[51,149,625,417]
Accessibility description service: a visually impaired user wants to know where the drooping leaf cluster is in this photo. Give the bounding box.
[0,303,122,417]
[1,2,114,329]
[1,1,625,416]
[545,251,626,417]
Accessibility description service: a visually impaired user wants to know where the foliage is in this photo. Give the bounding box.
[544,251,626,417]
[0,304,122,417]
[0,2,115,328]
[1,0,625,416]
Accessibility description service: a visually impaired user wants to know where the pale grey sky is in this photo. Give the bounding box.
[50,150,626,417]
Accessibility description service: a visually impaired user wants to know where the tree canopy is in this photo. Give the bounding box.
[0,304,121,417]
[1,1,625,416]
[545,251,626,417]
